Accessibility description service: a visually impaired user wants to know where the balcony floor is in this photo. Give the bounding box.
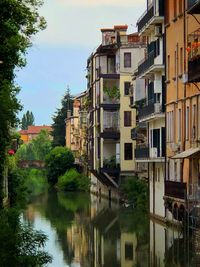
[138,112,165,123]
[135,157,165,163]
[139,16,164,36]
[138,63,165,79]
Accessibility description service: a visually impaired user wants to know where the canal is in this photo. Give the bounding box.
[22,190,200,267]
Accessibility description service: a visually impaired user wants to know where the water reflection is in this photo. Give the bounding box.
[23,190,199,267]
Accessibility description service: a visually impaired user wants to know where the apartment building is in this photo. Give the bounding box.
[87,25,145,198]
[66,93,87,164]
[165,0,200,222]
[134,0,166,220]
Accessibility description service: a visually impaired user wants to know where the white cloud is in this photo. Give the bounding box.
[34,0,146,47]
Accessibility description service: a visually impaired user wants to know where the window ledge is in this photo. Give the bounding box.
[172,17,178,22]
[165,22,170,28]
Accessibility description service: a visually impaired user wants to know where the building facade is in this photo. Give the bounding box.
[87,25,146,198]
[165,0,200,222]
[134,0,166,220]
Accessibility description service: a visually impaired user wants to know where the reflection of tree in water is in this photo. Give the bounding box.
[32,190,91,266]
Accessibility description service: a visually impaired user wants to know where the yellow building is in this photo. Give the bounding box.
[165,0,200,221]
[65,92,87,165]
[87,25,146,198]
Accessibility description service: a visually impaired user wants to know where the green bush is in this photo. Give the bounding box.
[121,176,148,211]
[23,169,49,198]
[57,168,90,192]
[45,146,74,185]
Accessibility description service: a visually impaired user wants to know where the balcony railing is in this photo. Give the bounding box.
[137,4,154,33]
[165,180,187,200]
[103,124,119,132]
[188,0,200,14]
[138,100,163,121]
[137,0,164,33]
[138,50,155,77]
[135,143,149,159]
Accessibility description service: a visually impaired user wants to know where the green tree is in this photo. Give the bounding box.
[21,110,35,130]
[51,87,73,146]
[16,129,52,161]
[0,0,46,206]
[45,146,75,185]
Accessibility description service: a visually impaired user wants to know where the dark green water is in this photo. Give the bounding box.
[22,190,200,267]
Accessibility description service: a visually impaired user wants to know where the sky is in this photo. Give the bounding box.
[16,0,146,125]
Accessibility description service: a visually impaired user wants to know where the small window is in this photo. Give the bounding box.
[179,0,183,14]
[167,55,170,80]
[125,243,133,260]
[124,143,133,160]
[124,82,131,95]
[124,52,131,68]
[124,111,131,127]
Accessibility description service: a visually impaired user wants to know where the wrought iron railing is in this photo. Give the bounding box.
[165,180,187,200]
[135,143,149,159]
[138,50,155,77]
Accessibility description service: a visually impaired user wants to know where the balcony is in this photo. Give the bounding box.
[135,143,149,159]
[165,180,187,200]
[138,100,164,122]
[131,123,147,141]
[100,124,120,139]
[188,30,200,82]
[137,0,164,35]
[101,156,120,176]
[101,85,120,109]
[187,0,200,14]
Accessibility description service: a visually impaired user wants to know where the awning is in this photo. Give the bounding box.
[171,147,200,159]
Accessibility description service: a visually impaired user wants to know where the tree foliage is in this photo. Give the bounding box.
[45,146,75,185]
[51,87,73,147]
[121,176,148,211]
[0,0,46,205]
[16,129,52,161]
[21,110,35,130]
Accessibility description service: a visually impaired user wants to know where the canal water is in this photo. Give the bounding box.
[22,190,200,267]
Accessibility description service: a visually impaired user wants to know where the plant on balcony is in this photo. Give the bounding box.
[103,86,120,103]
[83,97,91,109]
[103,155,118,168]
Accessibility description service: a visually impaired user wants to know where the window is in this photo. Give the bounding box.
[192,104,197,140]
[124,52,131,68]
[124,82,131,96]
[124,111,131,127]
[186,107,190,140]
[179,0,183,14]
[107,56,115,74]
[180,48,183,75]
[125,243,133,260]
[167,55,170,80]
[174,0,177,18]
[174,51,177,78]
[124,143,133,160]
[178,109,181,141]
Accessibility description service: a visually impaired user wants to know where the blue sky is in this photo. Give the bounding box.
[16,0,146,125]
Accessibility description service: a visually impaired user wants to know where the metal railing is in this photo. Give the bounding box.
[165,180,187,200]
[138,100,162,121]
[135,143,149,159]
[137,4,154,33]
[103,124,120,132]
[138,50,155,77]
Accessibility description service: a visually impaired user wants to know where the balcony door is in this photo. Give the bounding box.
[153,129,160,157]
[107,56,115,74]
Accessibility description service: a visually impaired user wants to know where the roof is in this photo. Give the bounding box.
[19,125,52,135]
[171,147,200,159]
[114,25,128,30]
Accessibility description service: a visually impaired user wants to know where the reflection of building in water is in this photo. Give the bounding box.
[150,219,200,267]
[91,205,148,267]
